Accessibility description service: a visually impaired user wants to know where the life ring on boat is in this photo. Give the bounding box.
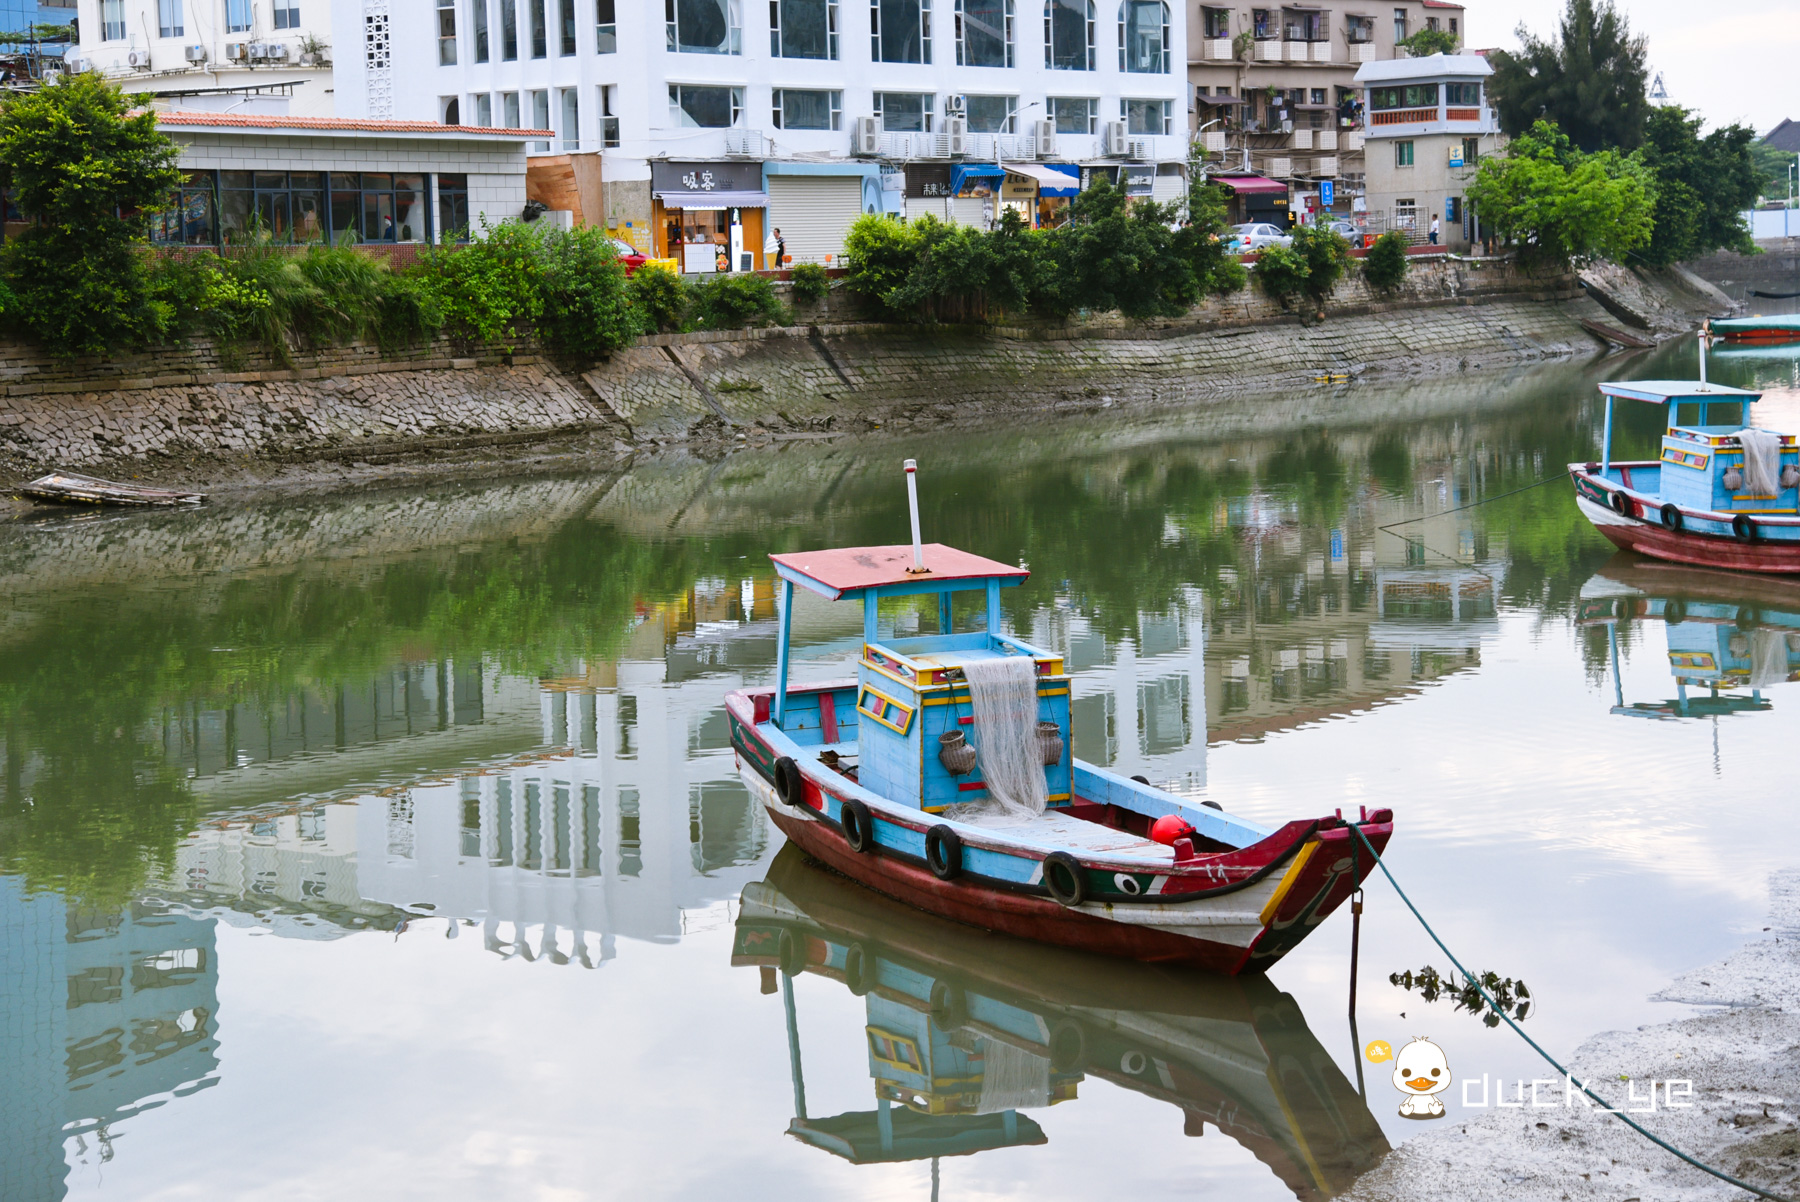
[1659,503,1683,532]
[1733,514,1759,543]
[1131,774,1151,784]
[925,824,963,881]
[840,797,877,853]
[843,941,877,996]
[1662,600,1686,626]
[1042,851,1087,907]
[1610,489,1632,516]
[773,756,804,806]
[1049,1020,1087,1072]
[928,980,966,1029]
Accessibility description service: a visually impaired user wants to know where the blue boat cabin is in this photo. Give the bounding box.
[1600,380,1796,515]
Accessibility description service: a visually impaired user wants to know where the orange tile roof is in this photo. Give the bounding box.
[153,111,554,137]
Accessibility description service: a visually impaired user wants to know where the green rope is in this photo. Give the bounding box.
[1347,822,1796,1202]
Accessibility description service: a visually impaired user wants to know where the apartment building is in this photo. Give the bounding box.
[1188,0,1464,225]
[1355,51,1499,249]
[328,0,1191,268]
[71,0,335,116]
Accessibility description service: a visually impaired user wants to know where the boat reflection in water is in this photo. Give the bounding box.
[1579,554,1800,719]
[732,846,1389,1199]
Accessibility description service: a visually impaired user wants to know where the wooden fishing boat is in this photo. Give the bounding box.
[17,471,205,507]
[1710,314,1800,343]
[1569,330,1800,573]
[726,461,1390,975]
[733,844,1390,1195]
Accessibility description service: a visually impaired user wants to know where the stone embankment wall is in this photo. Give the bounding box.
[0,256,1608,474]
[1689,237,1800,303]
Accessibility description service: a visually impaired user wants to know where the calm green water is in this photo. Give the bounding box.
[5,337,1800,1201]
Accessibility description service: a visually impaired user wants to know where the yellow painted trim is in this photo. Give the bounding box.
[1258,840,1320,927]
[922,686,1069,707]
[861,660,921,694]
[857,685,915,736]
[925,791,1071,813]
[866,1027,925,1074]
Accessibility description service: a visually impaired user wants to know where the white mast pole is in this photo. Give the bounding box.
[1699,322,1709,386]
[904,459,925,573]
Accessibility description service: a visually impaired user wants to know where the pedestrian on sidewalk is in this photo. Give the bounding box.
[766,227,786,269]
[1428,215,1440,245]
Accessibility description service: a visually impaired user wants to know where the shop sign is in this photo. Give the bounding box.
[905,163,952,199]
[650,160,763,193]
[1081,165,1119,190]
[1122,166,1155,197]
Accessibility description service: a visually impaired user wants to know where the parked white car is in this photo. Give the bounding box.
[1229,222,1293,251]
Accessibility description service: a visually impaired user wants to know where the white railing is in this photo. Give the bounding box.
[966,132,1039,161]
[721,129,766,158]
[879,131,952,159]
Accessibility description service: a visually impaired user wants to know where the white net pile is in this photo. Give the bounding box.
[951,654,1047,824]
[1736,428,1783,497]
[1750,628,1790,689]
[974,1038,1052,1113]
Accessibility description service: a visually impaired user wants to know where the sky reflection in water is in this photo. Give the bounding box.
[4,336,1800,1200]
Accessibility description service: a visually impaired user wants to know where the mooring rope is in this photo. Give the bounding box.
[1346,822,1796,1202]
[1375,470,1573,578]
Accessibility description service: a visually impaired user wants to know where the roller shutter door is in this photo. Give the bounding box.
[950,197,989,227]
[1152,174,1186,205]
[767,176,865,265]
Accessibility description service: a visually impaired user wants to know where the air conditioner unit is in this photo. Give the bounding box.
[1127,139,1150,159]
[223,41,248,60]
[262,42,290,61]
[944,114,967,156]
[1032,118,1057,158]
[853,115,880,155]
[1101,120,1128,157]
[126,49,151,68]
[61,53,87,72]
[184,44,207,62]
[943,94,964,114]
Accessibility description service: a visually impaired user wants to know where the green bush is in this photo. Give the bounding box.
[1253,245,1310,306]
[789,261,830,304]
[627,263,688,333]
[842,214,923,318]
[537,226,638,359]
[1364,230,1411,293]
[1291,225,1354,305]
[412,220,545,343]
[689,272,787,330]
[0,74,182,356]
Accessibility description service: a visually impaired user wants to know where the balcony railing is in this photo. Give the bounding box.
[966,132,1040,160]
[1369,107,1438,126]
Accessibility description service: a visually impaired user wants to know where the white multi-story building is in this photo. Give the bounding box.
[72,0,336,117]
[1354,52,1500,250]
[329,0,1190,267]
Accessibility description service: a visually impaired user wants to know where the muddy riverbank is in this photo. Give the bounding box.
[0,257,1717,504]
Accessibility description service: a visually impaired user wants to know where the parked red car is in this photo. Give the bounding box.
[608,237,648,275]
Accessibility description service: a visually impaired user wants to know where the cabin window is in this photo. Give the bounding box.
[1445,82,1481,107]
[1676,400,1744,428]
[1370,83,1439,110]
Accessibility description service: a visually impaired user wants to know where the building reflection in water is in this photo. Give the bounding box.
[0,880,220,1202]
[734,846,1389,1199]
[1580,556,1800,720]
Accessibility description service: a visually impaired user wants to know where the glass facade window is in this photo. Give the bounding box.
[560,88,579,149]
[217,171,327,244]
[595,0,615,50]
[599,85,619,145]
[225,0,250,32]
[101,0,125,39]
[872,0,928,63]
[667,0,741,54]
[1048,95,1095,134]
[437,0,457,64]
[500,0,517,59]
[329,172,428,242]
[157,0,182,38]
[272,0,299,28]
[530,0,546,56]
[771,88,841,130]
[438,174,470,242]
[1445,82,1481,106]
[668,83,742,127]
[473,93,492,124]
[471,0,489,60]
[1394,140,1414,166]
[532,89,552,149]
[559,0,575,52]
[875,91,931,132]
[151,171,216,245]
[1118,0,1165,72]
[1122,97,1169,135]
[964,94,1016,133]
[503,91,521,126]
[1199,4,1226,37]
[770,0,834,58]
[956,0,1010,67]
[1043,0,1091,70]
[1370,83,1439,110]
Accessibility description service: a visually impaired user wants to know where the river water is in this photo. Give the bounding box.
[5,336,1800,1201]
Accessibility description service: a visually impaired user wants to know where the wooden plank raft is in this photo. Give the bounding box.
[1581,318,1655,349]
[17,471,205,507]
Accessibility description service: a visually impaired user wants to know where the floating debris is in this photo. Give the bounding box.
[17,471,205,508]
[1391,964,1532,1026]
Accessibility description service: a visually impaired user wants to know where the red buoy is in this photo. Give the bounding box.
[1150,814,1196,846]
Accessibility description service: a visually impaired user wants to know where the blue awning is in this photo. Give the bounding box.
[951,163,1004,194]
[1006,163,1080,196]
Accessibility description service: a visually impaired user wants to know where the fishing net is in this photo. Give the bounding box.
[952,654,1048,824]
[1736,428,1783,498]
[1749,628,1791,689]
[974,1038,1052,1113]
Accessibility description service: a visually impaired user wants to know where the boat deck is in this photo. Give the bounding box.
[956,810,1174,860]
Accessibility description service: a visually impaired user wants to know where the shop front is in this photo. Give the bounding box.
[903,163,953,222]
[994,163,1080,228]
[950,164,1002,227]
[650,161,768,274]
[1211,174,1290,225]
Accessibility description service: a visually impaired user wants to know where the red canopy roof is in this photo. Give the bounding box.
[1213,175,1290,196]
[771,544,1028,600]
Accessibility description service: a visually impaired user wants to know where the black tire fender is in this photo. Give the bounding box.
[925,824,963,880]
[844,941,878,997]
[928,979,966,1030]
[1734,513,1758,543]
[1049,1020,1087,1073]
[1659,503,1683,532]
[1043,851,1087,907]
[1610,489,1631,516]
[773,756,803,806]
[777,928,808,977]
[841,797,876,853]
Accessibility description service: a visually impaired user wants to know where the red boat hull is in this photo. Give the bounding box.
[1572,470,1800,574]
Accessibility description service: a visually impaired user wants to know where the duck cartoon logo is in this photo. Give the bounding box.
[1390,1037,1452,1120]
